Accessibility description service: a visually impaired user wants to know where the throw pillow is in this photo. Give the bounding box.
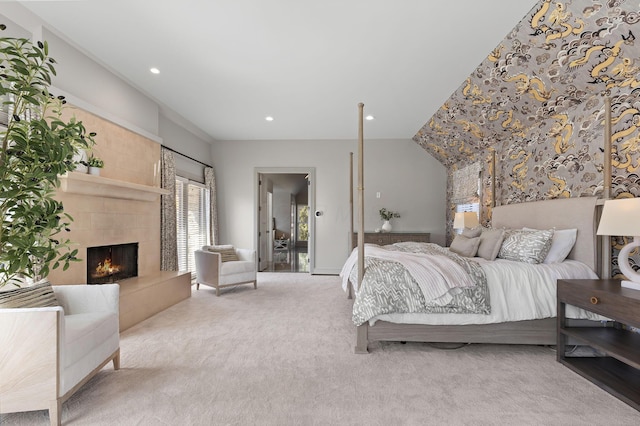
[207,246,239,262]
[523,227,577,263]
[498,229,554,264]
[461,226,482,238]
[449,235,481,257]
[477,228,505,261]
[0,281,59,308]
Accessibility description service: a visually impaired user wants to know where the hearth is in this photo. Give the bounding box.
[87,243,138,284]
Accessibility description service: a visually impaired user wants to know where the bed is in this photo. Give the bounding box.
[343,196,609,353]
[345,103,611,354]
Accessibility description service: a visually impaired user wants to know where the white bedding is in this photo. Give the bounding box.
[371,257,605,326]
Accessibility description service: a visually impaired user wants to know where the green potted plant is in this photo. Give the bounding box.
[0,24,96,288]
[86,154,104,175]
[379,208,400,233]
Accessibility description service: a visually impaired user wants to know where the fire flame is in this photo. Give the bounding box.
[94,258,121,278]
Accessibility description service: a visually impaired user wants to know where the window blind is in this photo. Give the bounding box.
[176,177,211,275]
[452,162,482,203]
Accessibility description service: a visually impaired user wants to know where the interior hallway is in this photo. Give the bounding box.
[262,246,309,273]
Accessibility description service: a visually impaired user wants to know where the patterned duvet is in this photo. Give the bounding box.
[340,242,491,326]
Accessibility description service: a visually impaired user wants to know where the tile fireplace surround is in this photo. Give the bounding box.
[48,106,166,285]
[47,107,192,331]
[49,172,165,285]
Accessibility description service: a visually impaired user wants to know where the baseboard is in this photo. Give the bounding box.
[310,268,340,275]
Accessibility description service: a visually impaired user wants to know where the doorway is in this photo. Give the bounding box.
[255,168,315,273]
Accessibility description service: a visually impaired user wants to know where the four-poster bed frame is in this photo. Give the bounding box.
[350,100,614,353]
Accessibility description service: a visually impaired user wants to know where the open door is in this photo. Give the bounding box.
[255,168,315,273]
[257,173,270,271]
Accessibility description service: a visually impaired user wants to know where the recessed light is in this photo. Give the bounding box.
[265,116,274,122]
[150,67,160,74]
[365,115,375,121]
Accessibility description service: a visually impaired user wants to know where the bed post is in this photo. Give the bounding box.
[354,103,368,353]
[348,152,354,299]
[357,103,365,291]
[349,152,354,243]
[491,150,496,208]
[600,96,613,279]
[604,97,612,200]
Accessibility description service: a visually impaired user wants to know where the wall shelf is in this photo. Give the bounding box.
[59,171,169,202]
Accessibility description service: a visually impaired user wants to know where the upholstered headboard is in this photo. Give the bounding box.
[492,197,598,272]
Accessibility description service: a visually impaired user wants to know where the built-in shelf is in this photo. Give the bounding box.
[59,171,169,202]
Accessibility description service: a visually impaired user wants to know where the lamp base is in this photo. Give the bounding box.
[621,280,640,291]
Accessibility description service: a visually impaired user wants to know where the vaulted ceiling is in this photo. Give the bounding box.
[414,0,640,205]
[414,0,640,171]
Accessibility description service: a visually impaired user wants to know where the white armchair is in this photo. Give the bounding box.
[0,284,120,426]
[195,246,257,296]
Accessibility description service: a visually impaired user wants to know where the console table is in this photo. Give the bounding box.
[351,232,430,249]
[557,279,640,411]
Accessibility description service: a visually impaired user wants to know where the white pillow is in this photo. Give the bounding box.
[523,227,577,263]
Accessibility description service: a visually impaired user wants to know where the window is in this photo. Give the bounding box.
[297,205,309,241]
[176,177,210,274]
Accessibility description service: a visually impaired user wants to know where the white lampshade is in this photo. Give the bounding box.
[597,198,640,237]
[597,197,640,291]
[453,212,479,229]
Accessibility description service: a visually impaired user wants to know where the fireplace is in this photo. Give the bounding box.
[87,243,138,284]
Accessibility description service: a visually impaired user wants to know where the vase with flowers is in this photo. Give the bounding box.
[379,208,400,233]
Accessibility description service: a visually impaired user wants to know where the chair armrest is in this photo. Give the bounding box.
[195,250,221,285]
[53,284,119,315]
[0,307,61,408]
[235,248,256,262]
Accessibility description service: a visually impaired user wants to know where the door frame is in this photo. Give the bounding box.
[254,167,316,274]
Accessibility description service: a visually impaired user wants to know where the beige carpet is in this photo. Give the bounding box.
[2,272,639,425]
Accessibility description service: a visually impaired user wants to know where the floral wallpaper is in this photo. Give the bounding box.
[413,0,640,276]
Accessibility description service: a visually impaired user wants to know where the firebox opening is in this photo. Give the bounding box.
[87,243,138,284]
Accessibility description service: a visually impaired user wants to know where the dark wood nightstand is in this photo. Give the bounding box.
[557,279,640,411]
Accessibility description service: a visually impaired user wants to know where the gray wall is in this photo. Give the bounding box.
[211,139,447,274]
[3,5,448,274]
[272,189,293,239]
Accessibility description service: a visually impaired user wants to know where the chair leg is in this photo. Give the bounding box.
[215,286,220,297]
[254,281,257,290]
[196,282,200,290]
[113,349,121,370]
[49,399,61,426]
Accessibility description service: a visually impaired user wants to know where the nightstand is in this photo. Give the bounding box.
[557,279,640,411]
[351,232,430,249]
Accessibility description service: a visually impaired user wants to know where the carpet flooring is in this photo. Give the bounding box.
[2,272,639,425]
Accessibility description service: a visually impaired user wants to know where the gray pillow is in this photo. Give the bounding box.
[477,228,505,261]
[449,235,481,257]
[0,281,59,308]
[497,229,554,264]
[461,226,482,238]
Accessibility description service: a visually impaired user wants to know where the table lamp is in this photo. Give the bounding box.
[596,198,640,290]
[453,211,479,231]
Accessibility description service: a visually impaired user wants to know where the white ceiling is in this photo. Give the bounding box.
[16,0,537,141]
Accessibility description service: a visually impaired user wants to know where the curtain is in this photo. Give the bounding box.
[204,167,219,245]
[160,147,178,271]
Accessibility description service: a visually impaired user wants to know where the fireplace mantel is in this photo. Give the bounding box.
[59,172,169,202]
